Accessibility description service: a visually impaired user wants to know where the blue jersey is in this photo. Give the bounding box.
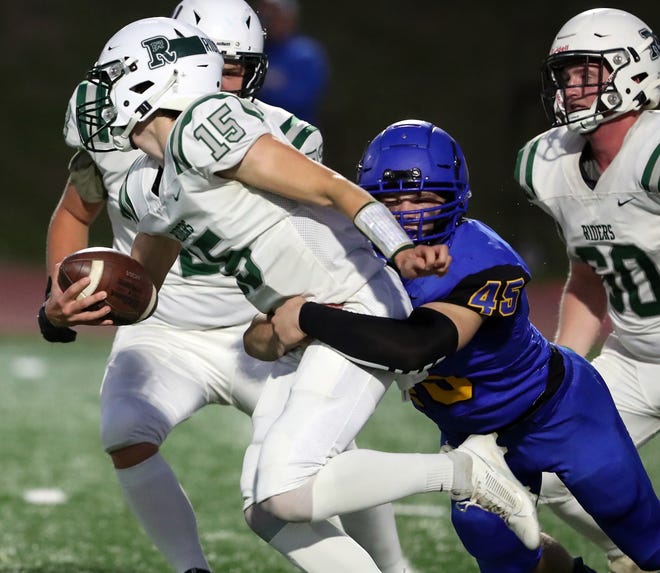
[407,219,559,434]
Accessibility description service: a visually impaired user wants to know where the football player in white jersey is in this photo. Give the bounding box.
[40,2,425,572]
[515,8,660,573]
[75,15,543,566]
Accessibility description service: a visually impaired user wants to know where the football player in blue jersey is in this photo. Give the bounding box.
[256,120,660,573]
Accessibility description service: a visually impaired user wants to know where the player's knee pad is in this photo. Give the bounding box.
[100,395,169,453]
[451,502,541,573]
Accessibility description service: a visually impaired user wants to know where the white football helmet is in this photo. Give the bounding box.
[541,8,660,133]
[172,0,268,98]
[77,17,223,152]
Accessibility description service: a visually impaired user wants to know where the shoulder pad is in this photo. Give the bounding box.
[169,93,269,176]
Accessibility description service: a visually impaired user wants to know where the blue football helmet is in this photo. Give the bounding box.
[357,120,471,244]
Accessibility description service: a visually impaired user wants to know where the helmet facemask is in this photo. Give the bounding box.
[74,79,121,153]
[80,57,181,152]
[222,52,269,98]
[376,173,470,245]
[542,51,632,133]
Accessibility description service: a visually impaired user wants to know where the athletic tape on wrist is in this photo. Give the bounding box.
[353,201,413,261]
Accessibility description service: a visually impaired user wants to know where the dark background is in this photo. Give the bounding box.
[2,0,658,279]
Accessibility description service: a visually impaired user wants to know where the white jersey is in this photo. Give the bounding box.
[63,82,325,327]
[127,92,385,313]
[252,99,323,163]
[515,110,660,362]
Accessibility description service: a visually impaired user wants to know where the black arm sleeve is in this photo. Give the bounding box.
[298,303,458,373]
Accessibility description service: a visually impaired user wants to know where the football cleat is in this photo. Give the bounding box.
[452,433,541,551]
[184,569,211,573]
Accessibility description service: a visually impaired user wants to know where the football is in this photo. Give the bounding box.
[57,247,158,325]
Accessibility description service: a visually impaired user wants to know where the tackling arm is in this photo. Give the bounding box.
[555,259,608,356]
[268,297,483,373]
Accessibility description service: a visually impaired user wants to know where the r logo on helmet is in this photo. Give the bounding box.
[142,36,178,69]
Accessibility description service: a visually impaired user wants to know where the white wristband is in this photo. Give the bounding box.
[353,201,414,261]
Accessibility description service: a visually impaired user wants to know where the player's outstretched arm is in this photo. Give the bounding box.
[224,134,451,278]
[269,297,483,373]
[223,133,375,215]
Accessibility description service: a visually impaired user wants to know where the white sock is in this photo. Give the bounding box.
[341,504,410,573]
[115,453,210,572]
[312,449,454,520]
[269,520,381,572]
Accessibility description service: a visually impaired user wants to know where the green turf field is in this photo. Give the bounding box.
[1,335,656,572]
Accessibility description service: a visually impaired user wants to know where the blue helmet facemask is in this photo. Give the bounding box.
[357,120,471,245]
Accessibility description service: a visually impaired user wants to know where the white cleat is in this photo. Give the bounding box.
[452,433,540,551]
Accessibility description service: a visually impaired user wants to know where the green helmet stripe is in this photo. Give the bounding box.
[170,36,214,58]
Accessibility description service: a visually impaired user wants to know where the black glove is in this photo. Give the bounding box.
[37,277,77,343]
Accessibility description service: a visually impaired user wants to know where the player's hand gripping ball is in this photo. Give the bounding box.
[57,247,158,325]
